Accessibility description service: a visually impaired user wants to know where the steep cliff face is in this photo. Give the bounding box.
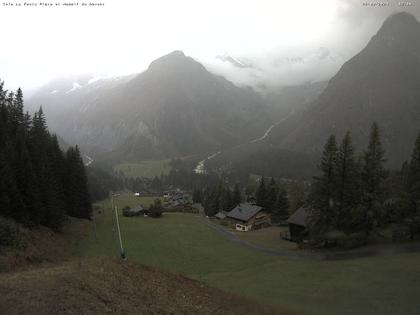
[270,12,420,167]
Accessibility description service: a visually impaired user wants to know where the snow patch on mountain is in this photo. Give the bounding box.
[66,82,82,94]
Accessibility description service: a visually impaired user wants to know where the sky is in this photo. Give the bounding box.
[0,0,419,91]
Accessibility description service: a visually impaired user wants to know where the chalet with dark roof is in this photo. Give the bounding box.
[226,203,270,231]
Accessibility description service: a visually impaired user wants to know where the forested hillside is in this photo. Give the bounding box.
[0,81,91,229]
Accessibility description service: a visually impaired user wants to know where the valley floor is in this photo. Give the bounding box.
[78,196,420,315]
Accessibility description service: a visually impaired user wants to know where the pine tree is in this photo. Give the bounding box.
[265,178,279,213]
[192,188,203,203]
[407,131,420,215]
[13,130,41,225]
[222,187,234,211]
[9,88,24,133]
[271,188,289,224]
[255,177,266,207]
[0,149,24,219]
[309,135,338,231]
[361,122,387,229]
[335,132,360,230]
[65,146,92,219]
[233,183,242,206]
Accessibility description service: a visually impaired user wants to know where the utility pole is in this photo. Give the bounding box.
[114,205,126,260]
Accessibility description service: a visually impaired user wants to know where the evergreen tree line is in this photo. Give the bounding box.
[197,183,243,216]
[121,168,224,194]
[0,82,91,229]
[309,122,420,236]
[254,177,290,224]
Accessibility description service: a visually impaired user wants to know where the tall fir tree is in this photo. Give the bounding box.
[265,178,279,213]
[222,187,234,211]
[255,177,266,207]
[309,135,338,231]
[407,131,420,215]
[271,188,289,224]
[233,183,242,206]
[335,132,360,230]
[66,146,92,219]
[361,122,388,229]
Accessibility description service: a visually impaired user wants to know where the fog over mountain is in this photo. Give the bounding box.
[27,51,271,162]
[269,12,420,168]
[1,1,420,91]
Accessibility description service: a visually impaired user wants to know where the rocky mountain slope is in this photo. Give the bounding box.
[27,51,271,162]
[269,12,420,168]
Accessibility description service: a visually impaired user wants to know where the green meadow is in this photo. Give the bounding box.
[79,195,420,315]
[114,160,171,178]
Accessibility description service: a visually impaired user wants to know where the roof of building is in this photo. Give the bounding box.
[227,203,263,222]
[215,211,227,219]
[131,205,146,212]
[287,207,310,227]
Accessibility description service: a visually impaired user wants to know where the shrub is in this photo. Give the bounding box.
[392,225,411,241]
[122,206,135,217]
[0,217,28,248]
[313,230,367,250]
[392,218,420,241]
[149,199,163,218]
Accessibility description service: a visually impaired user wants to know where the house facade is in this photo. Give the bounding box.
[226,203,270,231]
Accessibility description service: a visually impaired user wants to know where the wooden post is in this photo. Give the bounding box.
[114,205,126,260]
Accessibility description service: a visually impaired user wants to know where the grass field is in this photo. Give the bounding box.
[114,160,171,178]
[233,226,297,251]
[79,195,420,315]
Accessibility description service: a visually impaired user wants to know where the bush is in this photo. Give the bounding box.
[392,225,411,241]
[149,199,163,218]
[313,230,367,250]
[0,217,28,248]
[392,218,420,241]
[122,206,136,217]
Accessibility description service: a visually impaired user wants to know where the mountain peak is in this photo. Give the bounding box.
[167,50,185,57]
[146,50,207,78]
[377,12,420,38]
[149,50,188,66]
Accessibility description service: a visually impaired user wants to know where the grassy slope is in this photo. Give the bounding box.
[0,258,290,315]
[113,160,171,178]
[80,196,420,315]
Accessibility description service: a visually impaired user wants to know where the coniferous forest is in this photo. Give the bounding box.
[0,81,91,229]
[307,122,420,244]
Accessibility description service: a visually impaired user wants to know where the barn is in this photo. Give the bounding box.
[287,207,310,242]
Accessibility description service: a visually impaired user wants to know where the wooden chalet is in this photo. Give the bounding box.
[226,203,270,231]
